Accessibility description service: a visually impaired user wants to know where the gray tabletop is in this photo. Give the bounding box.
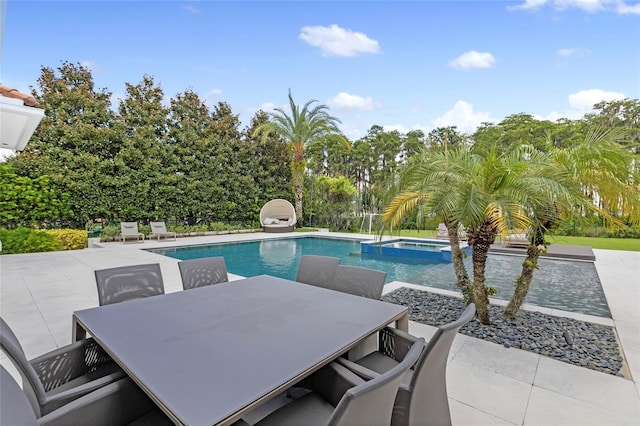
[73,275,408,426]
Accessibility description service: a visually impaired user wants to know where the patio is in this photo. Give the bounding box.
[1,231,639,425]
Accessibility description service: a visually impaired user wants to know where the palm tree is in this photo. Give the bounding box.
[504,128,640,318]
[252,90,343,224]
[382,144,560,324]
[382,147,477,305]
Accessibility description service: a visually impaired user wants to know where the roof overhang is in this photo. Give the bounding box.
[0,95,45,151]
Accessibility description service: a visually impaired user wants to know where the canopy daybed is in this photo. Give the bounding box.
[260,199,297,233]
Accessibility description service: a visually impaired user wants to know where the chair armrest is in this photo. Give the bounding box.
[335,357,381,381]
[38,378,156,426]
[378,327,418,361]
[43,371,126,413]
[311,361,366,407]
[30,338,114,391]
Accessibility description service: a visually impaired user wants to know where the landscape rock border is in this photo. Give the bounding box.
[383,287,626,377]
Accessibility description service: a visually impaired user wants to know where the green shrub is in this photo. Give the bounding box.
[44,229,88,250]
[0,228,63,254]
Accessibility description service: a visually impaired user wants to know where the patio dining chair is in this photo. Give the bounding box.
[252,336,425,426]
[337,303,477,426]
[0,364,171,425]
[0,317,125,418]
[331,264,387,300]
[178,256,229,290]
[295,255,341,289]
[94,263,165,306]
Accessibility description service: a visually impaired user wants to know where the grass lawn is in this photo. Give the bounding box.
[366,229,640,252]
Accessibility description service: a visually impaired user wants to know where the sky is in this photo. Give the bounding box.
[1,0,639,160]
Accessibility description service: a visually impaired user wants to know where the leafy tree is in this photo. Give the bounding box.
[10,61,116,224]
[382,144,559,325]
[113,74,168,220]
[402,130,426,161]
[242,110,292,217]
[504,128,640,317]
[426,126,468,152]
[306,133,352,177]
[165,89,214,221]
[0,163,72,228]
[586,98,640,156]
[252,90,342,223]
[311,175,357,229]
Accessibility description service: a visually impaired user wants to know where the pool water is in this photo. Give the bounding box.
[148,236,611,318]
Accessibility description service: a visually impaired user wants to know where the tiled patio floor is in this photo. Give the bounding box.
[1,232,638,425]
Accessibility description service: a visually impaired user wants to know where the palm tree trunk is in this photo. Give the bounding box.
[504,228,545,319]
[291,159,305,224]
[468,222,496,325]
[445,221,473,305]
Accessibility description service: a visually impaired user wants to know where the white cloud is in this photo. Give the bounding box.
[554,0,606,13]
[538,88,627,121]
[432,101,494,134]
[568,88,626,110]
[449,51,495,70]
[382,124,428,134]
[616,0,640,15]
[328,92,378,110]
[79,60,97,71]
[299,24,381,57]
[206,88,223,105]
[557,48,576,57]
[247,102,279,115]
[508,0,550,10]
[510,0,639,14]
[182,5,200,14]
[556,47,591,57]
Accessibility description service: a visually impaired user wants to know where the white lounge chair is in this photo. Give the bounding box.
[435,223,448,239]
[259,199,297,233]
[503,230,529,247]
[149,221,177,241]
[120,222,144,243]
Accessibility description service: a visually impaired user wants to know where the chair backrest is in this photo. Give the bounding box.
[331,265,387,300]
[329,336,425,426]
[150,221,168,234]
[178,257,228,290]
[94,264,165,306]
[120,222,140,236]
[0,317,48,415]
[295,255,341,289]
[0,364,39,425]
[404,303,476,426]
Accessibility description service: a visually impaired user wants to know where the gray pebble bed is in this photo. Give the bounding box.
[382,287,624,377]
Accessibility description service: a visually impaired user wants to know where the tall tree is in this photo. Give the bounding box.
[165,89,213,221]
[382,144,557,324]
[242,110,292,208]
[10,61,116,224]
[252,90,342,223]
[113,74,168,220]
[504,128,640,317]
[382,147,476,305]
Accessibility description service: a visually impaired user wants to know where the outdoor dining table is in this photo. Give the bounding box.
[72,274,409,426]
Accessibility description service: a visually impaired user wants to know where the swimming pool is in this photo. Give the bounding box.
[147,236,611,318]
